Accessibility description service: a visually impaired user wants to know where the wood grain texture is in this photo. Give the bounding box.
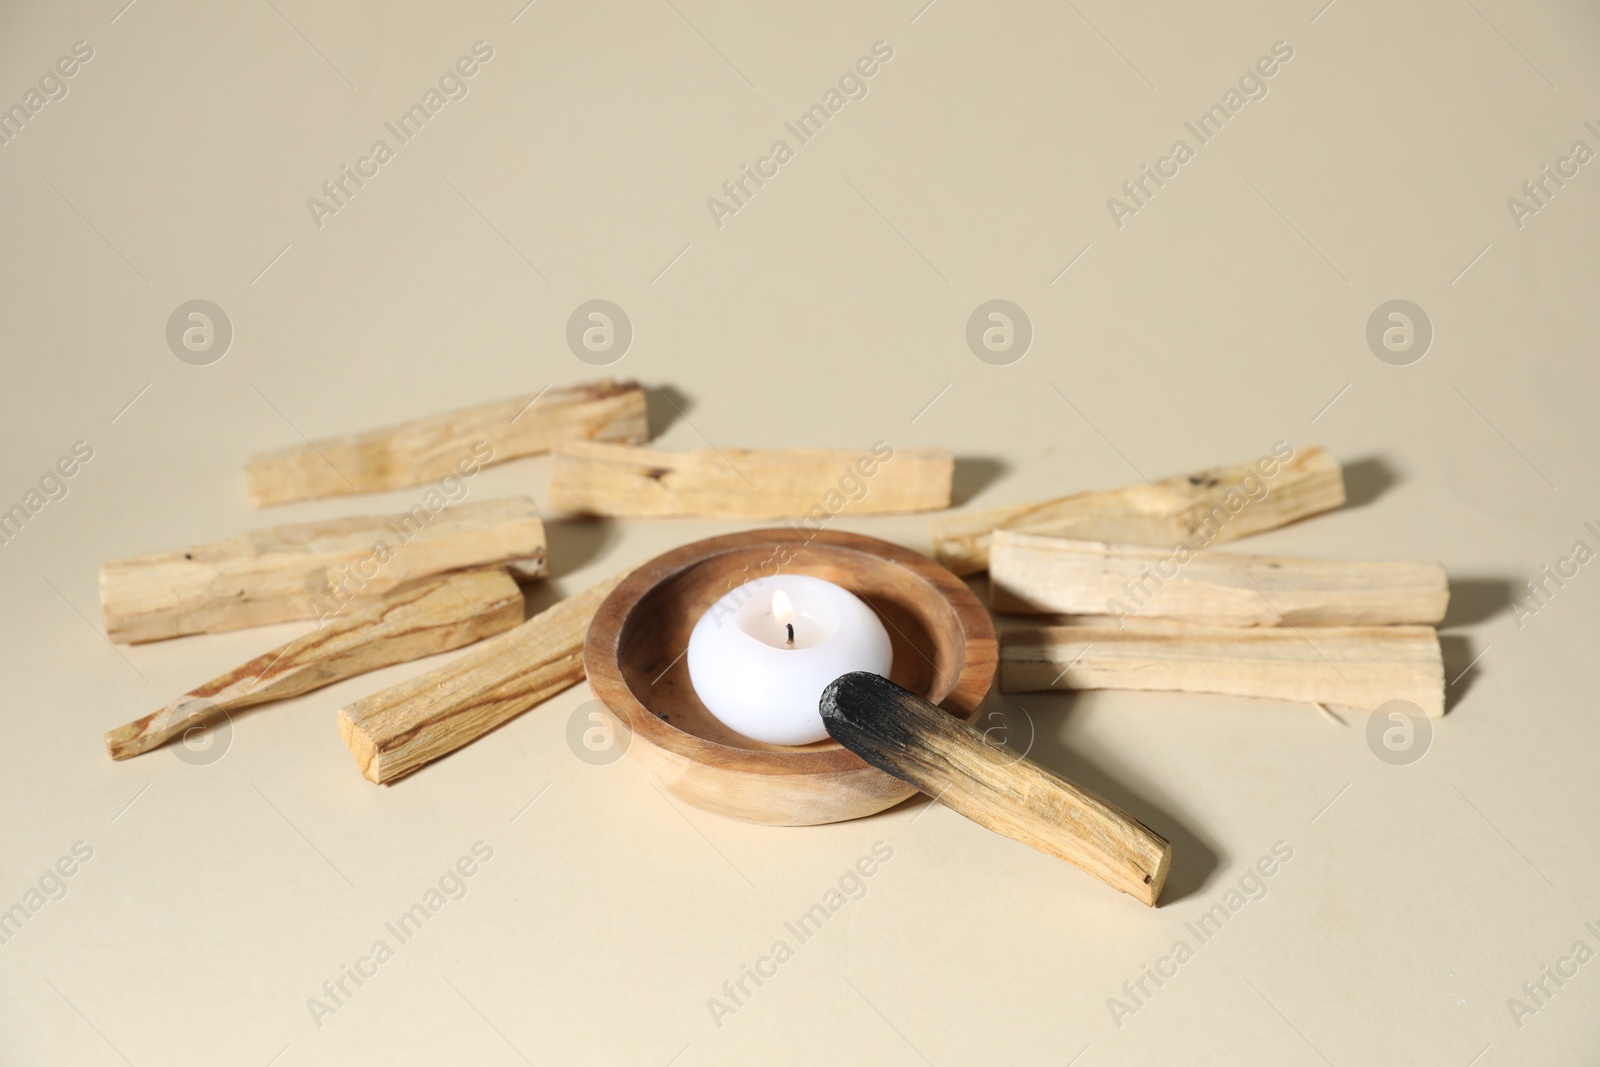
[549,440,953,518]
[821,672,1169,905]
[100,496,547,644]
[104,569,523,761]
[932,445,1345,576]
[245,379,648,505]
[1001,623,1445,715]
[583,528,997,825]
[990,531,1449,626]
[338,569,631,784]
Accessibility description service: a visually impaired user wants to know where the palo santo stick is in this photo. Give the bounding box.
[822,672,1170,906]
[549,440,953,519]
[100,496,547,644]
[104,569,523,761]
[245,379,648,505]
[990,532,1449,626]
[338,569,630,784]
[931,445,1345,576]
[1000,624,1445,715]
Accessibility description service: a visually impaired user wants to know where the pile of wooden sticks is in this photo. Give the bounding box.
[929,444,1445,715]
[99,378,1445,782]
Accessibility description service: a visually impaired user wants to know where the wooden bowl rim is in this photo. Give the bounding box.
[584,528,996,779]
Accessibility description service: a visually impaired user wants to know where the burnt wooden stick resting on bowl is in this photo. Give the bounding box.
[821,672,1171,907]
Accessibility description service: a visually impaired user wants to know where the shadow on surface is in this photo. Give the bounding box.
[645,383,693,437]
[1439,634,1485,714]
[1441,577,1516,629]
[519,518,621,617]
[543,517,618,579]
[1339,456,1398,509]
[1007,692,1220,906]
[950,457,1010,507]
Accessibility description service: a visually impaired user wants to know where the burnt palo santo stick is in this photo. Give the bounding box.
[820,672,1171,906]
[104,569,523,761]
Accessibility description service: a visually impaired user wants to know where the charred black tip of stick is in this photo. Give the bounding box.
[786,622,794,644]
[821,673,948,790]
[820,672,928,749]
[819,671,904,726]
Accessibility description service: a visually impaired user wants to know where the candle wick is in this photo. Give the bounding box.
[785,622,794,645]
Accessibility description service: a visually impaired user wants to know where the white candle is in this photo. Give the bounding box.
[686,574,893,746]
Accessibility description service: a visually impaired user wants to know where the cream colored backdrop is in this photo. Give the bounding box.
[1,0,1597,1063]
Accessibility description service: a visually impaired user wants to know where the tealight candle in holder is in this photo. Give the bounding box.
[686,574,892,746]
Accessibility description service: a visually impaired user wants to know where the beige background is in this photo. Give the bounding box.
[2,0,1598,1063]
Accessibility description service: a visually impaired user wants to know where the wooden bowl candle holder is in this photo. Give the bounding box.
[584,529,998,827]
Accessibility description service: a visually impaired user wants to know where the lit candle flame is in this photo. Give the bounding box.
[771,588,795,623]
